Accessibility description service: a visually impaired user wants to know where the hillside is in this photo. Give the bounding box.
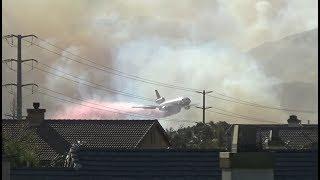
[248,28,318,83]
[248,29,318,118]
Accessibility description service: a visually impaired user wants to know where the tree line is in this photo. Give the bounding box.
[166,121,231,150]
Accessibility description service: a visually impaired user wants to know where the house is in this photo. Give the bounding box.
[2,103,171,165]
[220,115,318,180]
[233,115,318,152]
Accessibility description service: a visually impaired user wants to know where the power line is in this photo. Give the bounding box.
[23,63,154,102]
[30,63,278,124]
[30,66,274,123]
[23,86,201,123]
[24,38,198,92]
[38,63,154,102]
[4,36,312,123]
[211,106,276,123]
[23,66,281,123]
[207,94,316,114]
[25,38,317,114]
[27,80,281,123]
[158,119,197,124]
[40,87,156,119]
[31,87,157,119]
[41,93,146,119]
[2,36,315,115]
[35,88,203,123]
[35,37,314,110]
[206,109,281,124]
[30,87,203,123]
[38,87,279,124]
[37,37,200,92]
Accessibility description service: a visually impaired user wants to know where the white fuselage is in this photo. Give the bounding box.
[157,97,191,116]
[132,90,192,117]
[160,97,183,106]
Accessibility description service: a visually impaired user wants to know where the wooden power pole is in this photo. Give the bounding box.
[195,90,213,124]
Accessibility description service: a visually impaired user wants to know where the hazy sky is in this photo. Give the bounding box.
[2,0,318,128]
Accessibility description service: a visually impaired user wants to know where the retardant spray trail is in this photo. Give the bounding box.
[54,100,166,119]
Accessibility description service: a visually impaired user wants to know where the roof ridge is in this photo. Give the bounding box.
[44,119,157,121]
[134,121,157,147]
[44,119,159,124]
[2,119,159,122]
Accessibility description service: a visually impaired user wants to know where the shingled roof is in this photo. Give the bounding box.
[234,124,318,151]
[2,119,169,162]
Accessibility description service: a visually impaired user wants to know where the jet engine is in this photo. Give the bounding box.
[156,97,165,104]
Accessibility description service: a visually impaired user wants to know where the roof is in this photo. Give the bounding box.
[11,149,221,180]
[234,124,318,151]
[2,119,169,161]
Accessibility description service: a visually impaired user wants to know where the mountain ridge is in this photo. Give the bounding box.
[247,28,318,122]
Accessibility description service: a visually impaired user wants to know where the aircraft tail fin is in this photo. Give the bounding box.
[155,90,161,99]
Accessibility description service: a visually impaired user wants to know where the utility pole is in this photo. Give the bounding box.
[195,90,213,124]
[2,34,38,120]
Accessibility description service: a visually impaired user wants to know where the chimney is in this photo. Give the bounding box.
[287,115,301,127]
[26,102,46,126]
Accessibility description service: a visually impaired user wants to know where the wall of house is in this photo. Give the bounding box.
[2,159,10,180]
[138,125,169,148]
[10,150,221,180]
[230,169,273,180]
[274,151,318,180]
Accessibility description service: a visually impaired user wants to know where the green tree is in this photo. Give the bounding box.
[166,121,230,149]
[3,133,40,168]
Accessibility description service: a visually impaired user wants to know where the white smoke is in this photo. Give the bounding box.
[2,0,317,127]
[111,38,286,128]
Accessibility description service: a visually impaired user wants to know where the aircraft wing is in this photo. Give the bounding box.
[188,103,198,107]
[132,105,158,109]
[184,103,198,110]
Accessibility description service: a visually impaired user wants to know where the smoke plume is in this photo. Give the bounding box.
[54,100,165,120]
[2,0,317,128]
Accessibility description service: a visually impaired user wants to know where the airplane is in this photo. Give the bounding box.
[132,90,193,116]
